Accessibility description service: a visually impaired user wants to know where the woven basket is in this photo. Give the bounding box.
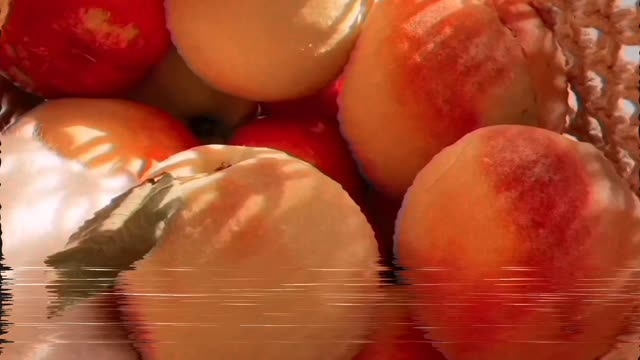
[540,0,639,197]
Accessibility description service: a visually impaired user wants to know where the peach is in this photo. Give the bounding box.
[48,145,383,360]
[228,113,368,205]
[338,0,568,199]
[8,98,201,178]
[0,99,199,358]
[127,48,258,128]
[1,98,199,269]
[394,125,640,360]
[165,0,372,101]
[0,0,171,98]
[260,77,345,120]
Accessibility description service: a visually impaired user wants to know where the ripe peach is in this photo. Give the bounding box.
[0,0,171,98]
[127,48,258,127]
[338,0,568,199]
[165,0,371,101]
[260,77,345,120]
[228,113,367,205]
[394,125,640,360]
[9,98,201,178]
[106,145,383,359]
[2,98,199,268]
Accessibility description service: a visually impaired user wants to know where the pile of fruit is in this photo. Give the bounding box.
[0,0,638,359]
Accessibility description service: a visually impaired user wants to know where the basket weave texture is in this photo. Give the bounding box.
[540,0,639,195]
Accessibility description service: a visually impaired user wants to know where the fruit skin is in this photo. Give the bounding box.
[2,98,199,267]
[127,48,258,127]
[165,0,371,101]
[0,133,143,359]
[260,77,344,120]
[228,113,367,206]
[9,98,201,178]
[121,145,383,360]
[394,125,640,360]
[0,0,171,98]
[338,0,566,200]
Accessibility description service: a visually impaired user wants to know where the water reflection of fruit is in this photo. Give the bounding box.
[395,125,640,360]
[353,286,447,360]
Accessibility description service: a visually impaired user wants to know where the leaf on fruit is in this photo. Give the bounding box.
[45,173,179,270]
[43,173,194,315]
[43,172,213,316]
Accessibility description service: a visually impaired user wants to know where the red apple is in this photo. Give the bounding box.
[0,0,171,98]
[228,113,367,205]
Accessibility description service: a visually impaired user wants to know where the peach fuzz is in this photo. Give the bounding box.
[394,125,640,360]
[112,145,383,360]
[338,0,567,199]
[165,0,372,101]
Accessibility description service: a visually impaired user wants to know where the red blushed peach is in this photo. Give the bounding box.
[228,113,368,206]
[394,125,640,360]
[127,48,258,127]
[0,0,171,98]
[109,145,384,359]
[260,77,345,120]
[339,0,567,199]
[165,0,372,101]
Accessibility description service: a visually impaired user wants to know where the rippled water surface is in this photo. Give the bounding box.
[1,261,640,360]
